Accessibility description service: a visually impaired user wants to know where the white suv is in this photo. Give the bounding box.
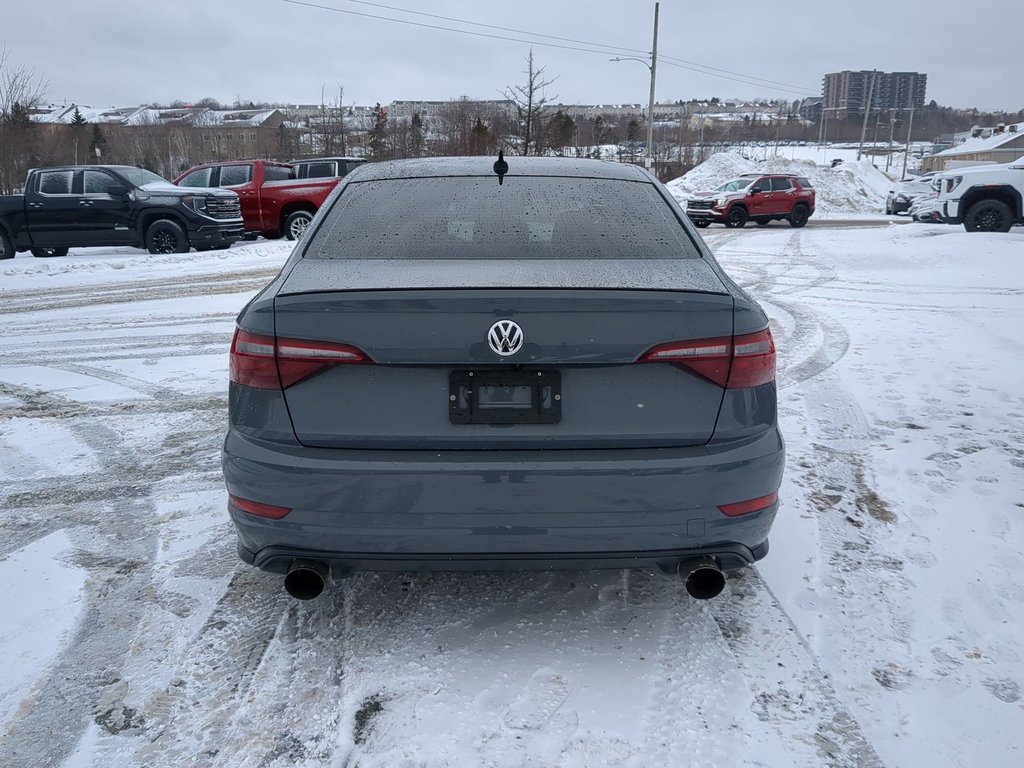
[934,158,1024,232]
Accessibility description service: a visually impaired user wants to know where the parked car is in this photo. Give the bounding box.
[223,156,785,602]
[686,173,815,228]
[933,157,1024,232]
[885,172,938,215]
[174,159,342,240]
[289,156,367,180]
[0,165,243,259]
[909,192,940,222]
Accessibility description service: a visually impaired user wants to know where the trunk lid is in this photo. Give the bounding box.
[274,259,734,449]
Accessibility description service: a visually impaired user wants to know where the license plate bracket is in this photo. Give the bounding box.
[449,370,561,425]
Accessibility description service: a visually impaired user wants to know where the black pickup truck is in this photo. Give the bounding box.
[0,165,244,259]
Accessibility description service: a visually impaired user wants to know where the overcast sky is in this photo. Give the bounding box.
[5,0,1021,112]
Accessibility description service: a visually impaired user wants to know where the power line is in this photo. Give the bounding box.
[659,55,816,94]
[280,0,635,59]
[281,0,819,98]
[659,60,815,98]
[339,0,650,57]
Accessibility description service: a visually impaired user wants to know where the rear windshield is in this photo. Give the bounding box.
[306,176,700,260]
[263,165,295,182]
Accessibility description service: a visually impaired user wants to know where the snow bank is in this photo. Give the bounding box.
[665,151,892,216]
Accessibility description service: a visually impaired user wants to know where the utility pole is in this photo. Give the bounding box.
[900,75,917,181]
[901,105,916,181]
[609,2,659,171]
[645,2,659,170]
[885,108,895,173]
[856,69,877,161]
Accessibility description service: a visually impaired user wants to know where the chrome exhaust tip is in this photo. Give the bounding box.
[679,557,725,600]
[284,559,330,600]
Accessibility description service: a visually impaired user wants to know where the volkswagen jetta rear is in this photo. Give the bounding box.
[222,157,784,598]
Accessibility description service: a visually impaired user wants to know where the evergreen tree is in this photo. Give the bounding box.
[547,110,574,150]
[410,112,424,157]
[470,117,490,155]
[369,103,388,161]
[69,106,88,164]
[88,124,107,161]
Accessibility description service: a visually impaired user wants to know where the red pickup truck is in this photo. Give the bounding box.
[174,160,340,240]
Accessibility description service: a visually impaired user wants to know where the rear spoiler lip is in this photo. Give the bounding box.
[277,257,731,296]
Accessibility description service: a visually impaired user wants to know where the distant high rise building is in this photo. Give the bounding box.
[822,71,927,117]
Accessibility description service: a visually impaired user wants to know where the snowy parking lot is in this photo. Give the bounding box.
[1,222,1023,767]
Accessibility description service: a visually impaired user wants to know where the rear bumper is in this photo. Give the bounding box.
[222,427,785,573]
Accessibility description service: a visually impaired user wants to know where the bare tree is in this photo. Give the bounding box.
[502,49,556,156]
[0,48,48,193]
[309,84,349,157]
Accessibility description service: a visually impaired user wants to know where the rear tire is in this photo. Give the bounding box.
[284,210,315,240]
[145,219,189,254]
[964,200,1013,233]
[789,205,810,228]
[0,230,13,260]
[725,206,748,228]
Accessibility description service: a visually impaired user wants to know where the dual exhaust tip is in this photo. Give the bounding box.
[678,556,726,600]
[284,559,330,600]
[284,556,725,601]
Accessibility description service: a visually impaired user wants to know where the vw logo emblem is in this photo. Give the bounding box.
[487,320,524,356]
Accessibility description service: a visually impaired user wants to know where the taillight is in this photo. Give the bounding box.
[276,337,370,388]
[228,494,291,519]
[230,329,280,389]
[229,328,371,390]
[640,328,775,389]
[718,492,778,517]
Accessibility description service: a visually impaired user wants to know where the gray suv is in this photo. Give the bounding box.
[222,157,785,601]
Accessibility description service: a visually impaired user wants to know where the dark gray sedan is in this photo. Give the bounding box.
[222,156,784,600]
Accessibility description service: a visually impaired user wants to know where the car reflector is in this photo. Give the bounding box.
[228,494,291,519]
[718,492,778,517]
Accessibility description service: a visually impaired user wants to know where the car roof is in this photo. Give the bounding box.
[350,156,654,182]
[292,156,366,163]
[738,173,801,178]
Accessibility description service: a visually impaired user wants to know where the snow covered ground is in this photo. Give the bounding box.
[1,223,1023,767]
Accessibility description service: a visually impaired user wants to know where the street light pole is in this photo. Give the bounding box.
[645,2,659,169]
[610,2,659,170]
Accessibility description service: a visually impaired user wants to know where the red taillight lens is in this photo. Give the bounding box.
[230,329,280,389]
[640,337,732,387]
[640,327,776,389]
[718,492,778,517]
[728,329,776,388]
[276,336,370,388]
[229,328,371,390]
[228,494,291,519]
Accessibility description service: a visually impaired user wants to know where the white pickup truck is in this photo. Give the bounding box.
[934,157,1024,232]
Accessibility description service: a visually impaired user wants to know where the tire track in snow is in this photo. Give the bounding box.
[710,570,886,768]
[133,567,288,766]
[0,267,276,315]
[0,417,159,768]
